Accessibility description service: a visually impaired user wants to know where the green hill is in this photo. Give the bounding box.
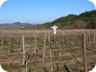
[43,10,96,29]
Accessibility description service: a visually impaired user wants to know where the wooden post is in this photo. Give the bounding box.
[8,36,11,66]
[22,35,26,65]
[25,52,29,72]
[82,34,87,72]
[0,36,3,46]
[6,35,11,66]
[93,30,96,42]
[8,38,10,56]
[42,33,47,72]
[50,49,53,72]
[16,37,19,48]
[26,61,28,72]
[34,34,38,64]
[59,48,61,62]
[48,35,54,72]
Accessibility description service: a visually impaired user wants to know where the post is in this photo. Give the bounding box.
[93,30,96,42]
[48,35,54,72]
[8,36,11,66]
[42,33,47,72]
[82,34,87,72]
[59,47,61,61]
[34,34,38,64]
[25,52,29,72]
[22,35,26,65]
[0,36,3,47]
[50,48,54,72]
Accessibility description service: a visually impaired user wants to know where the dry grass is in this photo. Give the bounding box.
[0,29,96,72]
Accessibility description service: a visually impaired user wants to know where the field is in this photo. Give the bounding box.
[0,29,96,72]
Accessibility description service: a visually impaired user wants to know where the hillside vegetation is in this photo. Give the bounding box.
[43,10,96,29]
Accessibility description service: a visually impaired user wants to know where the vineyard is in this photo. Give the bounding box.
[0,29,96,72]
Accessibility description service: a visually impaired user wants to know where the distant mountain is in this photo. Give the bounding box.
[0,22,32,28]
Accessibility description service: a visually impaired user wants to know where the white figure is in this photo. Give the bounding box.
[0,0,7,7]
[89,65,96,72]
[89,0,96,7]
[51,25,58,34]
[22,26,25,29]
[0,65,7,72]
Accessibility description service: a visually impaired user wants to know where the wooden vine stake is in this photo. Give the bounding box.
[59,45,61,62]
[42,33,47,72]
[93,30,96,42]
[22,35,26,65]
[82,33,87,72]
[25,52,29,72]
[8,36,11,66]
[34,34,38,64]
[48,35,54,72]
[50,49,53,72]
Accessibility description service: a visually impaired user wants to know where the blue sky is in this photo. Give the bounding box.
[0,0,95,24]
